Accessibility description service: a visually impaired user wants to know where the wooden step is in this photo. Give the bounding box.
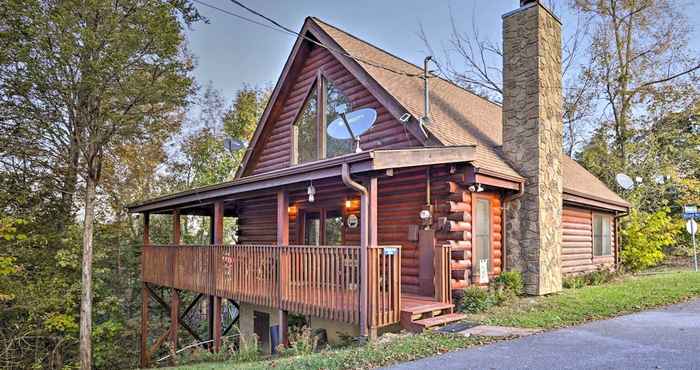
[401,301,453,316]
[403,312,468,332]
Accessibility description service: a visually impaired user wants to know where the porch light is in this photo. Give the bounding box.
[345,199,352,209]
[307,182,316,203]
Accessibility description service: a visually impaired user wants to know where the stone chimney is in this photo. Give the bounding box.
[502,0,563,295]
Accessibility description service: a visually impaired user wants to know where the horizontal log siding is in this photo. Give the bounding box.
[378,167,430,294]
[236,194,277,244]
[247,44,420,176]
[562,206,616,275]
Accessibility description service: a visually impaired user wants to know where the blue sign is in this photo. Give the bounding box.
[683,206,699,220]
[383,247,398,256]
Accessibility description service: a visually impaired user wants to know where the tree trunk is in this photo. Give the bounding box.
[79,175,97,370]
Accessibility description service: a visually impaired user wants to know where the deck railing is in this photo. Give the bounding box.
[142,244,400,328]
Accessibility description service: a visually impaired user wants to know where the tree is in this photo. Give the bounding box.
[0,1,201,367]
[418,1,598,155]
[575,0,700,165]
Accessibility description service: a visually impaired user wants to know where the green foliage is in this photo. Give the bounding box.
[459,287,494,313]
[277,326,318,357]
[176,331,494,370]
[493,271,524,296]
[481,272,700,329]
[621,208,682,271]
[233,334,261,363]
[562,268,616,289]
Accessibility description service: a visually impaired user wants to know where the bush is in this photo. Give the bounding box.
[459,286,493,313]
[493,271,524,295]
[563,268,616,289]
[233,333,260,363]
[277,325,318,357]
[563,276,586,289]
[621,208,682,271]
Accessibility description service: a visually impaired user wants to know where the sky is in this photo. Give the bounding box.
[184,0,700,103]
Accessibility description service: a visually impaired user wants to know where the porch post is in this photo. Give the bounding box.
[276,190,289,347]
[140,212,150,368]
[367,177,378,339]
[212,201,224,351]
[171,209,180,355]
[208,209,215,349]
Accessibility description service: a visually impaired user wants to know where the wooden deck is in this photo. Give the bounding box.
[142,244,401,328]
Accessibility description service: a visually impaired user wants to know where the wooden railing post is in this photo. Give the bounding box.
[434,245,452,304]
[276,191,289,347]
[170,288,179,359]
[212,201,224,352]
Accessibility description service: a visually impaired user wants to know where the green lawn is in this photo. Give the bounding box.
[170,271,700,370]
[168,332,497,370]
[468,270,700,329]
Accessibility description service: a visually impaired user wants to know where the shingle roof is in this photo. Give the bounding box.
[312,17,629,208]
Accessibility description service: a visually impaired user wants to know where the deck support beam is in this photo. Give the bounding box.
[170,289,179,358]
[276,190,289,347]
[140,212,150,368]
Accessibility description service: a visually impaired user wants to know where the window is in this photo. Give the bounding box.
[593,214,612,256]
[292,76,353,164]
[293,83,318,164]
[324,79,353,158]
[302,208,344,245]
[474,198,492,277]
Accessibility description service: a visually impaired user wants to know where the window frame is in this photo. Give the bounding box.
[592,213,613,257]
[290,70,353,165]
[297,205,346,246]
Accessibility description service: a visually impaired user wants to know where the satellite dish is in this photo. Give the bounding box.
[615,173,634,190]
[224,137,246,152]
[327,108,377,140]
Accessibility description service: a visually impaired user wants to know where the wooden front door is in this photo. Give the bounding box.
[471,193,497,284]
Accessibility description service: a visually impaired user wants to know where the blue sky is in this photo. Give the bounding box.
[185,0,700,103]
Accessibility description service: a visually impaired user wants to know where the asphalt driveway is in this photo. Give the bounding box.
[385,299,700,370]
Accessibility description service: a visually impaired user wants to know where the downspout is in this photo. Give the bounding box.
[501,181,525,271]
[341,163,369,338]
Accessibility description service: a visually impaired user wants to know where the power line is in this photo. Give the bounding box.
[193,0,425,78]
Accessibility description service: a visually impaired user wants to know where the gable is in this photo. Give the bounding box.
[242,39,422,177]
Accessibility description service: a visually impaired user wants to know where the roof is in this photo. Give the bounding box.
[310,17,629,208]
[127,146,476,213]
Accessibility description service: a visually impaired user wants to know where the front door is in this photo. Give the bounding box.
[472,195,493,284]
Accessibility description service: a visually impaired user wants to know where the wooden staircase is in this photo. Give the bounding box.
[400,294,466,332]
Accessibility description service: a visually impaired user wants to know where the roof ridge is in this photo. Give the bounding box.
[309,16,503,110]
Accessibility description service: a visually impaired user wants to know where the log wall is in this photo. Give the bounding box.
[246,44,421,176]
[562,205,616,275]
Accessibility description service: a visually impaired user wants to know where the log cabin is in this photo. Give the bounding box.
[127,0,629,365]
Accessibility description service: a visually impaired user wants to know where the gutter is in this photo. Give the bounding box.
[341,163,369,338]
[501,181,525,271]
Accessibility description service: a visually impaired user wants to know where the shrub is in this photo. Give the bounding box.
[233,333,260,363]
[493,271,524,296]
[563,276,586,289]
[621,208,681,271]
[278,325,318,357]
[459,286,493,313]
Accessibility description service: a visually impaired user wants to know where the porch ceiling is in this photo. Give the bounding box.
[127,146,476,214]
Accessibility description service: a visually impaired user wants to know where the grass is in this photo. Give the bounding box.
[171,270,700,370]
[169,332,498,370]
[465,270,700,329]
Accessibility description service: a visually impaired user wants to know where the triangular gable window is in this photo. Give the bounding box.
[293,83,319,164]
[292,76,353,165]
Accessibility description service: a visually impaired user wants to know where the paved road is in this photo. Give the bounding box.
[385,299,700,370]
